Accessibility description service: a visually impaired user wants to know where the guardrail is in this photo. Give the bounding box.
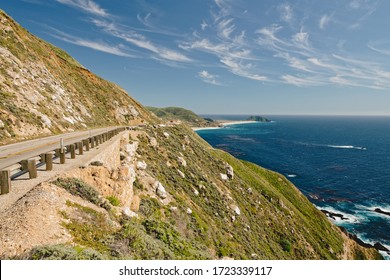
[0,127,128,195]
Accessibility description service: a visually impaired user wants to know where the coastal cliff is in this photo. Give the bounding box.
[0,10,382,260]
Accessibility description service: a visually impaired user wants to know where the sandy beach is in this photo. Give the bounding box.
[192,120,257,131]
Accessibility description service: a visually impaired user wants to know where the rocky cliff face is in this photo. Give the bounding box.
[0,10,382,260]
[0,10,154,144]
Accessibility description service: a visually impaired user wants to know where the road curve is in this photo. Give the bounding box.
[0,126,122,170]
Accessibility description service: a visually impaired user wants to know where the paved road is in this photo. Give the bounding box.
[0,127,121,170]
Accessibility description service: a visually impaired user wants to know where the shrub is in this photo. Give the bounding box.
[107,196,120,206]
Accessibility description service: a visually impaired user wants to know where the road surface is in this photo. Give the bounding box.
[0,127,121,170]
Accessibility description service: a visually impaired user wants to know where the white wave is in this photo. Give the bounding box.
[355,203,390,219]
[328,145,367,150]
[316,206,364,224]
[287,174,297,178]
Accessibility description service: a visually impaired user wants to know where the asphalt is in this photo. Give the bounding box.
[0,127,120,170]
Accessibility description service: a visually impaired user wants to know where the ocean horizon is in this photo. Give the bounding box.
[197,115,390,259]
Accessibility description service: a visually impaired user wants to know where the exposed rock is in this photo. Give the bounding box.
[124,142,138,158]
[374,208,390,217]
[225,163,234,179]
[136,161,147,170]
[199,184,206,190]
[321,209,348,221]
[163,132,170,138]
[220,173,228,181]
[230,205,241,215]
[122,207,138,218]
[178,157,187,167]
[119,152,127,161]
[155,181,167,199]
[193,188,199,196]
[90,161,103,167]
[149,137,158,147]
[177,169,185,178]
[231,215,236,222]
[170,206,178,212]
[184,135,190,145]
[117,165,136,181]
[247,188,253,194]
[186,208,192,214]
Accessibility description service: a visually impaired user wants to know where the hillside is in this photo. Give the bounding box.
[146,106,218,127]
[0,10,382,260]
[0,9,155,145]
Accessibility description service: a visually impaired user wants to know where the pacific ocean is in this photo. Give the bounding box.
[197,115,390,259]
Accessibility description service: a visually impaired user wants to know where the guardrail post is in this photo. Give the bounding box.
[21,159,37,179]
[1,170,11,195]
[78,141,83,155]
[45,153,53,171]
[90,137,95,148]
[40,153,46,163]
[70,144,76,159]
[60,149,66,164]
[83,139,89,151]
[95,136,99,147]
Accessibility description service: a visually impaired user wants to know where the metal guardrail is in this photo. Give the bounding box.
[0,127,128,195]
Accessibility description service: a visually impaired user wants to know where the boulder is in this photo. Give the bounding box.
[178,157,187,167]
[186,208,193,214]
[149,137,158,147]
[136,161,147,170]
[124,142,138,158]
[220,173,228,181]
[122,207,138,218]
[230,205,241,215]
[225,163,234,179]
[0,120,4,129]
[90,161,103,166]
[177,169,185,178]
[163,132,170,138]
[154,181,167,199]
[193,188,199,196]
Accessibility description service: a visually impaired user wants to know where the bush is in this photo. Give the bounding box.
[52,178,110,210]
[280,238,292,252]
[107,196,120,206]
[29,244,105,260]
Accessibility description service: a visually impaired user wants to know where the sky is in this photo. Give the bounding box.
[2,0,390,115]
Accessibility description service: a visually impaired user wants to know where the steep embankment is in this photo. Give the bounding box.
[0,10,155,145]
[0,10,382,260]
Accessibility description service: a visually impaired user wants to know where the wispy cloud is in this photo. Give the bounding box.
[278,3,294,24]
[198,70,221,85]
[319,14,332,29]
[49,28,134,57]
[91,19,192,63]
[56,0,108,17]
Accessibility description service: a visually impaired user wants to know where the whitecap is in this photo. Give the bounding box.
[287,174,297,178]
[327,145,367,150]
[316,206,363,224]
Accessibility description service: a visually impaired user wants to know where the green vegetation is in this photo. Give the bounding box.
[52,178,111,211]
[246,115,271,122]
[146,106,217,127]
[106,196,120,206]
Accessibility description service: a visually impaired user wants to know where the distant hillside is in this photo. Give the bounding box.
[146,106,218,127]
[247,115,271,122]
[0,9,383,260]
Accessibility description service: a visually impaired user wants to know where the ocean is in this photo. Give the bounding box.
[197,115,390,259]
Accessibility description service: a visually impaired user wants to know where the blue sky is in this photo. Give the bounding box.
[2,0,390,115]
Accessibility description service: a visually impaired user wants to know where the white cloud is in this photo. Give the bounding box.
[282,74,324,87]
[56,0,108,17]
[217,18,235,40]
[319,14,332,29]
[201,20,208,30]
[49,29,133,57]
[92,19,192,63]
[278,3,294,23]
[220,56,267,81]
[198,70,221,85]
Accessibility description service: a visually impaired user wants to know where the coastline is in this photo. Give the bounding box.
[192,120,258,131]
